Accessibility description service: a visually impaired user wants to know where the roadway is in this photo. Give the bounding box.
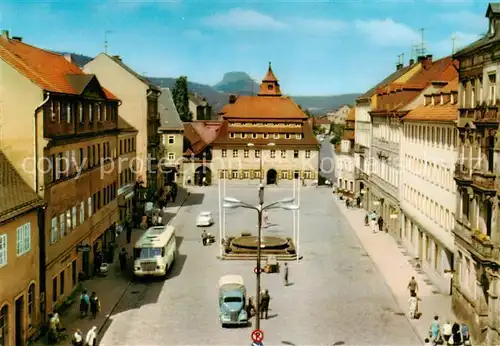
[319,135,336,184]
[99,186,419,345]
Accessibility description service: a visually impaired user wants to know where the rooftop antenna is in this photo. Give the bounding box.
[416,28,426,56]
[452,33,457,55]
[104,30,112,54]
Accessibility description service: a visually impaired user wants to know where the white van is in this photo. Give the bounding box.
[133,225,176,279]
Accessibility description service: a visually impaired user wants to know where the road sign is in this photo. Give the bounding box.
[251,329,264,343]
[251,342,263,346]
[253,267,263,274]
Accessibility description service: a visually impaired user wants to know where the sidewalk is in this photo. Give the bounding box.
[34,189,189,345]
[332,196,456,343]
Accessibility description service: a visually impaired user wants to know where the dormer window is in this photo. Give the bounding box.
[264,133,269,139]
[267,84,273,90]
[241,133,246,138]
[285,134,291,139]
[431,96,435,105]
[252,133,257,139]
[451,93,455,104]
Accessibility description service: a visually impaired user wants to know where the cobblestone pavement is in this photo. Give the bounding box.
[99,185,420,345]
[332,195,458,343]
[33,189,188,346]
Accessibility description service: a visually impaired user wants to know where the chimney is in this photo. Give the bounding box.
[229,94,237,104]
[113,55,121,62]
[409,58,415,65]
[396,63,403,71]
[417,55,426,63]
[12,36,22,42]
[63,53,72,63]
[423,55,433,69]
[1,30,9,39]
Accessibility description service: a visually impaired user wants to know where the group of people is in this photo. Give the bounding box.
[426,316,471,345]
[71,326,98,346]
[79,290,101,319]
[365,210,384,233]
[246,289,272,320]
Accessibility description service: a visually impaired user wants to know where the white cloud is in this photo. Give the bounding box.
[292,18,347,36]
[202,8,286,30]
[354,19,420,46]
[183,29,210,40]
[440,11,487,32]
[430,31,482,57]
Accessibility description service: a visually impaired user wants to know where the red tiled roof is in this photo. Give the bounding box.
[440,79,458,94]
[403,104,458,121]
[313,117,331,125]
[220,95,307,119]
[0,37,118,100]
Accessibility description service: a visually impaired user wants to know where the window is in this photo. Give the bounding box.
[221,149,227,158]
[230,133,235,138]
[296,134,302,139]
[0,235,6,267]
[255,150,261,158]
[79,202,85,224]
[252,133,257,139]
[60,213,65,237]
[241,133,246,138]
[66,210,72,231]
[254,170,261,179]
[88,197,92,217]
[232,149,239,158]
[52,277,57,302]
[167,152,175,160]
[72,260,77,286]
[28,283,35,321]
[0,305,8,343]
[305,150,311,158]
[304,170,312,179]
[244,149,249,158]
[168,135,175,144]
[72,207,77,229]
[285,134,291,139]
[243,170,250,179]
[281,150,286,158]
[89,104,93,122]
[78,102,83,123]
[270,150,276,158]
[97,104,101,122]
[264,133,269,139]
[293,150,299,159]
[231,170,239,179]
[67,103,72,123]
[274,133,279,139]
[16,223,31,255]
[60,271,64,295]
[489,73,496,104]
[281,170,289,179]
[51,217,58,244]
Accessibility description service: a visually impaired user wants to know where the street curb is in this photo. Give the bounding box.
[332,196,425,343]
[96,190,191,336]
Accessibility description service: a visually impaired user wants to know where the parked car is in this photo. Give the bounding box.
[196,211,214,227]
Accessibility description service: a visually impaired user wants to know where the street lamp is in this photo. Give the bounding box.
[247,142,275,183]
[223,185,298,331]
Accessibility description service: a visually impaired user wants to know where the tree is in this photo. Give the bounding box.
[172,76,191,122]
[304,109,312,118]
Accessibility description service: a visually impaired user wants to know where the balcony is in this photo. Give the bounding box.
[355,167,368,181]
[354,143,365,153]
[470,230,499,263]
[454,163,473,183]
[471,170,496,192]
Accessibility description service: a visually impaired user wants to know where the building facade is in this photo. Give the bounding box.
[336,108,356,196]
[0,152,45,346]
[370,55,456,239]
[452,4,500,343]
[117,125,137,226]
[159,88,184,185]
[210,64,320,186]
[400,80,458,293]
[354,62,418,209]
[327,105,351,125]
[0,33,120,317]
[189,93,213,121]
[84,53,161,190]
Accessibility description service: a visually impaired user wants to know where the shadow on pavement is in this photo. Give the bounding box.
[169,236,187,279]
[183,192,204,206]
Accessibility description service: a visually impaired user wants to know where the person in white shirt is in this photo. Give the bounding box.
[85,326,97,346]
[442,320,452,343]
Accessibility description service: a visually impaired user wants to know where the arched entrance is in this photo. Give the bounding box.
[266,169,277,185]
[194,166,211,186]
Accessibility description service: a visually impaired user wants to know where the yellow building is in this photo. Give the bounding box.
[0,151,45,346]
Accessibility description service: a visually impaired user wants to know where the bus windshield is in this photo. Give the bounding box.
[134,247,164,259]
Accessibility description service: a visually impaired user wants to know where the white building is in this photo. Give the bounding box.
[336,108,355,195]
[400,80,458,293]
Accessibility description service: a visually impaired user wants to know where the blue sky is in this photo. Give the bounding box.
[0,0,491,95]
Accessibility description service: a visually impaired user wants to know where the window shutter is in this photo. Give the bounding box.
[17,226,23,255]
[24,223,31,252]
[0,235,6,265]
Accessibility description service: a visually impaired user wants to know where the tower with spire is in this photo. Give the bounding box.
[258,62,282,96]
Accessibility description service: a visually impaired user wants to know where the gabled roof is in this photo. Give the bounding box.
[189,93,208,107]
[159,88,183,130]
[357,64,416,101]
[219,95,307,119]
[262,62,278,82]
[183,121,223,155]
[0,36,118,99]
[103,53,160,92]
[0,151,44,223]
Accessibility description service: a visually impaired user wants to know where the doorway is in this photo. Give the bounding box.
[15,296,24,346]
[266,169,277,185]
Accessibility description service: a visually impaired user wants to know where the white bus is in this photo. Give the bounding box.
[133,225,176,279]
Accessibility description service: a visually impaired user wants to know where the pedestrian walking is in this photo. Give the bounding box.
[284,262,289,286]
[429,315,441,344]
[356,196,361,208]
[260,290,270,320]
[377,216,384,233]
[126,227,132,244]
[370,211,378,233]
[85,326,97,346]
[263,210,269,227]
[461,323,471,345]
[72,329,83,346]
[442,320,452,342]
[119,248,128,271]
[408,276,419,297]
[79,291,89,318]
[89,292,100,319]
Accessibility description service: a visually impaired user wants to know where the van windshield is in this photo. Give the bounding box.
[134,247,163,259]
[223,297,242,303]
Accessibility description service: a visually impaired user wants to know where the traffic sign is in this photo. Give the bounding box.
[253,267,263,274]
[251,342,263,346]
[251,329,264,343]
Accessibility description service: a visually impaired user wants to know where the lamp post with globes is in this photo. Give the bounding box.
[247,142,275,183]
[223,190,298,331]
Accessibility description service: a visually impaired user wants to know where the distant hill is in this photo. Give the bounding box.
[60,52,360,114]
